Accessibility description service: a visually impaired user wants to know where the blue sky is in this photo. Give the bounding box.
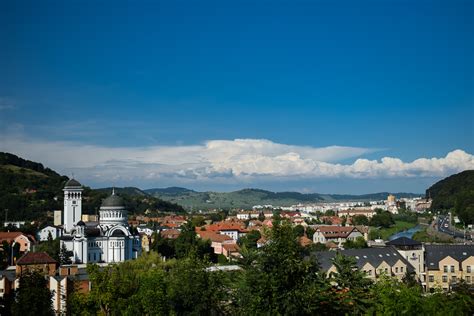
[0,0,473,194]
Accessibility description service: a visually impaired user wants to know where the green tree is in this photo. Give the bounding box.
[59,243,73,265]
[12,271,54,316]
[238,229,261,249]
[235,222,335,315]
[369,211,395,228]
[293,224,305,237]
[352,215,369,226]
[343,236,368,249]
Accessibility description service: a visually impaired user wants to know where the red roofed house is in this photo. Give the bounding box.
[160,229,181,239]
[204,222,247,241]
[312,226,363,246]
[320,216,343,226]
[0,232,35,252]
[196,230,236,255]
[222,243,241,259]
[16,252,58,276]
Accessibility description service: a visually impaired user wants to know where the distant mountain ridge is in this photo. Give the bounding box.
[144,187,421,210]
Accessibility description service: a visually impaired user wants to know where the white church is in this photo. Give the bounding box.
[60,179,141,264]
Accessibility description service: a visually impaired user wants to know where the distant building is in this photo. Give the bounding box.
[3,221,26,229]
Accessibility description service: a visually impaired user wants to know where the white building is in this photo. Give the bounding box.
[37,225,62,241]
[60,179,141,264]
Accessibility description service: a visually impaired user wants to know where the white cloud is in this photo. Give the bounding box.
[0,136,472,185]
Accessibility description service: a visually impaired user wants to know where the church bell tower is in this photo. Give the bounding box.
[63,178,83,234]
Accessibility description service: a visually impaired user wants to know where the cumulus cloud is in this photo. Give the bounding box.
[0,136,473,185]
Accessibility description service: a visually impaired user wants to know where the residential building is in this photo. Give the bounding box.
[386,237,424,275]
[196,230,235,255]
[422,244,474,292]
[0,232,35,252]
[312,226,363,246]
[16,252,57,276]
[37,225,62,241]
[316,246,415,281]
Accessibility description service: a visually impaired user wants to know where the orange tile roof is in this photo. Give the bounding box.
[223,243,240,252]
[197,231,234,243]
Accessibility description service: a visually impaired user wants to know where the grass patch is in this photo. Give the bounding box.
[369,221,417,240]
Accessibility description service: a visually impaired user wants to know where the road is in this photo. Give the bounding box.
[436,215,468,240]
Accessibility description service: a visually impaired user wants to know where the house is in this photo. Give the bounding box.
[0,232,35,252]
[37,225,62,241]
[422,244,474,292]
[16,252,58,276]
[204,222,247,241]
[316,246,415,281]
[137,226,155,236]
[196,230,235,255]
[160,229,181,239]
[222,243,241,259]
[320,216,343,225]
[312,226,363,246]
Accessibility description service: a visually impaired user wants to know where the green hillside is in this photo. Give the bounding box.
[427,170,474,224]
[145,187,421,210]
[0,152,185,221]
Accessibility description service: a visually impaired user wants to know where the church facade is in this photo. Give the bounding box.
[60,179,141,264]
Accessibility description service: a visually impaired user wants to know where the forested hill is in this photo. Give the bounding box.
[0,152,185,221]
[427,170,474,224]
[145,187,421,210]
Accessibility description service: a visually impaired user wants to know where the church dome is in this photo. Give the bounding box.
[65,178,82,188]
[101,194,124,208]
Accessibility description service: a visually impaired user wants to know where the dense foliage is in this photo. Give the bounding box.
[0,152,185,221]
[427,170,474,224]
[69,222,474,315]
[12,271,54,316]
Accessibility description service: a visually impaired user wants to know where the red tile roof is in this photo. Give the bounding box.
[197,231,234,243]
[17,252,57,265]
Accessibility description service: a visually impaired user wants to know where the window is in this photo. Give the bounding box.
[467,266,472,273]
[395,267,399,273]
[451,265,455,273]
[429,275,434,282]
[400,267,404,273]
[443,266,448,273]
[442,275,448,282]
[467,276,471,283]
[452,276,457,283]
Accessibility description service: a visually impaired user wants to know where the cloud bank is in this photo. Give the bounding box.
[1,137,473,186]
